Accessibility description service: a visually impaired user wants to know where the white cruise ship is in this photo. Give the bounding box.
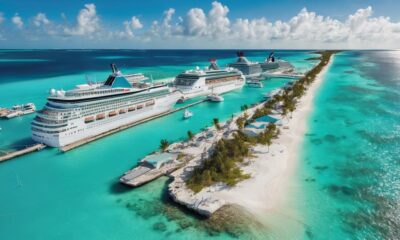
[174,59,245,101]
[259,52,294,72]
[228,52,262,77]
[31,64,182,147]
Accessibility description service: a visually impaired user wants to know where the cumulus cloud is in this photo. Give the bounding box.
[119,16,143,38]
[64,3,100,36]
[12,14,23,29]
[2,1,400,48]
[169,3,400,48]
[33,13,50,27]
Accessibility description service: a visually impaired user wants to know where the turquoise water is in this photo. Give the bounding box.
[0,50,316,239]
[1,50,397,239]
[296,51,400,239]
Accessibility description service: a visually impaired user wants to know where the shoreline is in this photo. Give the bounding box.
[168,52,335,223]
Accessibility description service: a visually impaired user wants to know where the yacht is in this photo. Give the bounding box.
[6,103,36,119]
[228,52,262,77]
[174,59,245,101]
[31,64,182,147]
[259,52,294,73]
[246,79,263,88]
[0,107,9,117]
[183,109,193,119]
[207,93,224,102]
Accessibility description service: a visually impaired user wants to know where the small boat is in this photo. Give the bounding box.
[5,103,36,119]
[0,108,9,117]
[183,109,193,119]
[207,93,224,102]
[246,79,263,88]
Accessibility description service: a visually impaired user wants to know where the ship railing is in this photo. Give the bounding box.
[34,116,67,125]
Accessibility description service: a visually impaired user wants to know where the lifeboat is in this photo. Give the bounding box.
[119,109,127,114]
[96,113,105,120]
[128,106,136,112]
[136,104,143,110]
[84,116,95,123]
[145,100,155,107]
[108,111,117,117]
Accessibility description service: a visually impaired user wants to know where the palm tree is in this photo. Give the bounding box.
[187,130,194,141]
[213,118,221,130]
[160,139,169,152]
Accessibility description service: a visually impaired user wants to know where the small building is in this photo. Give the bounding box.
[141,152,178,169]
[243,115,282,137]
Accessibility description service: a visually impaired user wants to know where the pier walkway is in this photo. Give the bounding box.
[0,144,46,163]
[60,99,206,152]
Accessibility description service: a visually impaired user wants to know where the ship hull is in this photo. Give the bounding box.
[178,80,245,100]
[32,91,181,147]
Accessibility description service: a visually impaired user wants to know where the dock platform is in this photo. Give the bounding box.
[60,99,206,152]
[119,152,185,187]
[0,144,46,163]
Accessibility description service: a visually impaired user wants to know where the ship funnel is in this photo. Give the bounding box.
[208,58,220,70]
[110,63,118,74]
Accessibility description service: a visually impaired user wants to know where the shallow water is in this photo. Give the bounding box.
[0,50,397,240]
[0,50,316,240]
[296,51,400,240]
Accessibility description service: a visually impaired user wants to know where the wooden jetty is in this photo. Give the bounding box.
[0,144,46,163]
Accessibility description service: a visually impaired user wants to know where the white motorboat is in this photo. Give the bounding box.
[246,79,263,88]
[207,93,224,102]
[183,109,193,119]
[6,103,36,119]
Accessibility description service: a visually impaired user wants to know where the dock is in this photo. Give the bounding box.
[60,99,206,152]
[0,144,46,163]
[119,152,186,187]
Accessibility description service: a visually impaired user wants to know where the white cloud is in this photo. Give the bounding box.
[208,1,230,38]
[186,8,208,36]
[33,13,50,27]
[169,3,400,48]
[2,2,400,48]
[12,14,23,29]
[120,16,143,38]
[64,3,100,36]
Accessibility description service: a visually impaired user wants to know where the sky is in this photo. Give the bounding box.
[0,0,399,49]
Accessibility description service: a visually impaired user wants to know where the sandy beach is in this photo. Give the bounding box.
[211,57,334,234]
[168,55,335,238]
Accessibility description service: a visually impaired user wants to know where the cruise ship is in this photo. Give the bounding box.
[174,59,245,101]
[259,52,294,72]
[31,64,182,147]
[228,52,262,77]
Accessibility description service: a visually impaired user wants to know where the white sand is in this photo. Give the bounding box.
[214,57,334,227]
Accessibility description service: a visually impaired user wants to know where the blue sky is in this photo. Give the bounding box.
[0,0,399,48]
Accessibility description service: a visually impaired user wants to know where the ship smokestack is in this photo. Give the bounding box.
[110,63,118,74]
[208,58,220,70]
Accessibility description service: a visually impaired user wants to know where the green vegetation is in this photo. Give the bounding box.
[185,50,337,193]
[159,139,169,152]
[240,104,249,111]
[187,130,194,141]
[186,133,251,193]
[213,118,221,130]
[235,112,248,130]
[253,50,338,121]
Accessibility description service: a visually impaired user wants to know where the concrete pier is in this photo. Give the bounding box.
[0,144,46,163]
